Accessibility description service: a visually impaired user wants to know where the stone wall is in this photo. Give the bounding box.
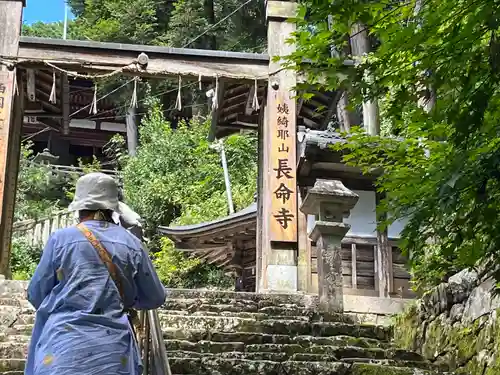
[394,269,500,374]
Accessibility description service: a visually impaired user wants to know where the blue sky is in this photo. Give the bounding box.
[23,0,74,25]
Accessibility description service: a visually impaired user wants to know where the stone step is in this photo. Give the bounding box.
[0,338,409,362]
[162,299,353,322]
[163,329,389,348]
[166,351,433,370]
[0,336,30,344]
[162,341,424,362]
[167,357,441,375]
[0,343,27,359]
[165,289,319,308]
[0,359,25,373]
[6,325,33,336]
[160,315,390,341]
[0,358,443,375]
[160,310,354,326]
[0,299,30,309]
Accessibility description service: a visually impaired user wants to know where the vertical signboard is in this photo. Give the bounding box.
[269,90,297,242]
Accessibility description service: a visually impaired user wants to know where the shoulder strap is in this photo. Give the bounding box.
[77,223,125,301]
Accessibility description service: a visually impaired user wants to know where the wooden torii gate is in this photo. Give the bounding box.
[0,0,302,293]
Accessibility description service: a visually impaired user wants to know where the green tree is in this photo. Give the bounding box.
[111,98,255,289]
[66,0,266,52]
[15,142,70,221]
[22,20,85,40]
[285,0,500,291]
[118,97,257,231]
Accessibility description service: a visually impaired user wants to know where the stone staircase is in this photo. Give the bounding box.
[0,280,446,374]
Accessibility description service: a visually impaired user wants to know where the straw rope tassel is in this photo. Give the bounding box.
[130,77,138,108]
[49,70,57,104]
[252,79,260,111]
[212,75,219,111]
[90,83,98,115]
[175,76,182,111]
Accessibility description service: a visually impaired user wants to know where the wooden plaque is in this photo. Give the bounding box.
[269,90,297,242]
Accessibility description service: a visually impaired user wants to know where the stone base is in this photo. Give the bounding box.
[266,265,298,293]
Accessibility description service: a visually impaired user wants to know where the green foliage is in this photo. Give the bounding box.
[285,0,500,292]
[66,0,266,52]
[22,21,85,40]
[115,98,256,288]
[120,98,257,231]
[65,156,103,202]
[16,143,70,221]
[10,238,42,280]
[153,237,200,287]
[153,238,233,289]
[163,0,266,52]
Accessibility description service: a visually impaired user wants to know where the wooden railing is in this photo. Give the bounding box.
[12,211,76,246]
[310,235,416,299]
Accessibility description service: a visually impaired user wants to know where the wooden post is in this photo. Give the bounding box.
[350,22,392,297]
[375,192,393,297]
[61,73,70,135]
[257,0,298,293]
[350,23,380,136]
[297,191,311,292]
[0,0,25,277]
[351,243,357,289]
[126,107,138,156]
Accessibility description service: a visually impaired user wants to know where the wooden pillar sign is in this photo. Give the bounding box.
[0,72,15,218]
[270,91,297,243]
[0,0,25,276]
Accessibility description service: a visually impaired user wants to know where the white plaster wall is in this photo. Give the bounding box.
[307,190,408,238]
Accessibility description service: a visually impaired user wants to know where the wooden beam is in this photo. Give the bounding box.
[351,243,357,289]
[35,88,61,113]
[26,69,36,102]
[16,37,269,81]
[220,114,259,126]
[36,118,59,131]
[60,73,70,135]
[0,0,24,277]
[321,91,341,130]
[208,79,226,141]
[245,85,255,116]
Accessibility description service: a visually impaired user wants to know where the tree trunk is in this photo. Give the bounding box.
[336,91,356,132]
[204,0,217,49]
[350,22,380,136]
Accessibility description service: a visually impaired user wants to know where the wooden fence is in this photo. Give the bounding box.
[12,211,76,246]
[310,235,416,299]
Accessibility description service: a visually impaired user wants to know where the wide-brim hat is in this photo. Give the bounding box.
[68,172,121,213]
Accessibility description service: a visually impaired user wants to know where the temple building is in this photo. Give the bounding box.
[157,3,417,314]
[1,0,415,316]
[159,126,415,301]
[21,66,131,166]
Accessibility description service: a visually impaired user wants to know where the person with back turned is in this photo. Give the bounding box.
[25,172,167,375]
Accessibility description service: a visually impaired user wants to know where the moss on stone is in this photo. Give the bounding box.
[392,298,500,375]
[350,363,431,375]
[392,302,419,351]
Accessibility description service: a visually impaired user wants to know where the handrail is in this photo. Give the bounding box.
[137,309,172,375]
[128,229,171,375]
